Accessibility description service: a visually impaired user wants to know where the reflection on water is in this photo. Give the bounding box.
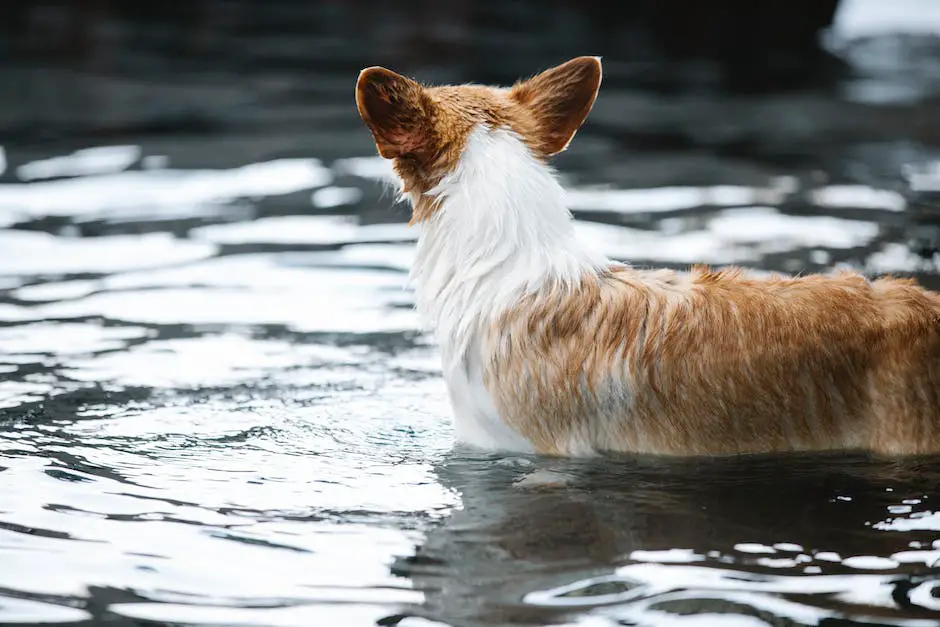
[0,157,332,223]
[2,5,940,625]
[404,453,940,627]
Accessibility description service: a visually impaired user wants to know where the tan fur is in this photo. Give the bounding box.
[355,57,940,457]
[485,265,940,456]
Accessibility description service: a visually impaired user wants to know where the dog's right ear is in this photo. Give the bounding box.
[356,67,431,159]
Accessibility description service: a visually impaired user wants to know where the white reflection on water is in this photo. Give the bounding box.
[866,243,940,274]
[190,215,413,246]
[0,302,32,322]
[0,322,149,355]
[0,158,333,223]
[809,185,907,212]
[567,184,789,214]
[111,603,408,627]
[708,207,879,249]
[833,0,940,38]
[37,285,417,332]
[16,145,142,181]
[0,598,91,624]
[904,161,940,192]
[0,380,74,409]
[0,231,216,277]
[526,564,937,626]
[312,186,363,208]
[518,492,940,626]
[575,206,878,264]
[97,252,401,291]
[13,279,98,302]
[876,511,940,532]
[303,243,418,273]
[63,334,362,387]
[333,156,396,182]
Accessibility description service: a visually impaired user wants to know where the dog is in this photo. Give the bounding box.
[355,56,940,457]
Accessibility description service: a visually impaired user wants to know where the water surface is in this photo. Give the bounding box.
[1,135,938,626]
[3,4,940,625]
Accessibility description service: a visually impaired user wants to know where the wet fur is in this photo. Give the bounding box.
[488,266,940,456]
[355,57,940,457]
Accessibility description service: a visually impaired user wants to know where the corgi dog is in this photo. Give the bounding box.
[355,56,940,457]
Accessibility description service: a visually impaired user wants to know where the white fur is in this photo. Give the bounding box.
[406,125,609,452]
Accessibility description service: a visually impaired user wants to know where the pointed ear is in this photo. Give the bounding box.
[356,67,430,159]
[510,56,602,156]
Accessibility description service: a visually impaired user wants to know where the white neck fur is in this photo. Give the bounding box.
[407,125,608,366]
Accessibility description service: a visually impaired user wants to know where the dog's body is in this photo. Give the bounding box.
[355,57,940,457]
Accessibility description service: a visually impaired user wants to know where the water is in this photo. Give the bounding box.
[2,142,939,627]
[3,4,940,626]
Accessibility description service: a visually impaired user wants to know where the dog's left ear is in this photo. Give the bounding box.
[356,67,432,159]
[510,56,602,156]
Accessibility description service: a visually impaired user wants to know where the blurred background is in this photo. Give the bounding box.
[1,0,939,281]
[2,2,940,626]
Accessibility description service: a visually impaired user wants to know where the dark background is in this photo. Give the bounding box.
[0,0,854,143]
[0,0,939,274]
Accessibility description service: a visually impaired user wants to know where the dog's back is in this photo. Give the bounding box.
[484,266,940,456]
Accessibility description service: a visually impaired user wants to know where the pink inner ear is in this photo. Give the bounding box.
[356,67,427,158]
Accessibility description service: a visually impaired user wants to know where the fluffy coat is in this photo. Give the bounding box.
[355,56,940,457]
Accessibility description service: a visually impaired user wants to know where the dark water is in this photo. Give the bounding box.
[3,1,940,625]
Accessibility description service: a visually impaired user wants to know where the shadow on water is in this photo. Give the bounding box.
[393,452,940,627]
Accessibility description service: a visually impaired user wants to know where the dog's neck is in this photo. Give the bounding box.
[407,126,608,363]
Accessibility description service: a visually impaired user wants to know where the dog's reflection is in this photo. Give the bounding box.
[390,451,940,627]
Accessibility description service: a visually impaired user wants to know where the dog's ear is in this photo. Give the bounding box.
[510,56,602,156]
[356,67,432,159]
